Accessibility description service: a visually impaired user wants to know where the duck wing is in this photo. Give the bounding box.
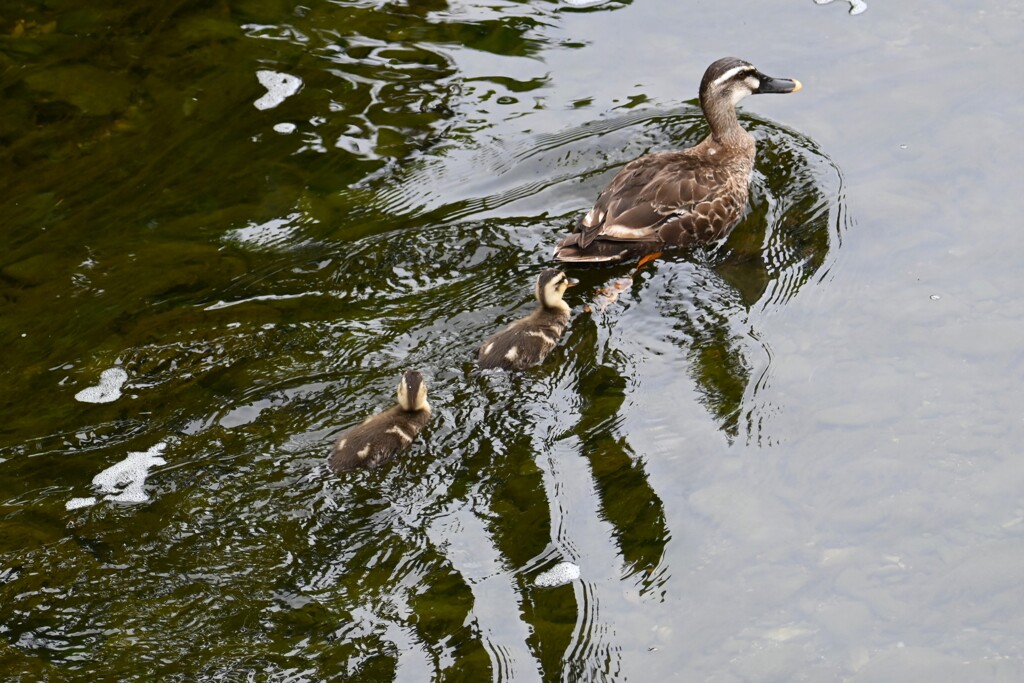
[581,150,724,246]
[478,312,569,371]
[556,150,741,262]
[328,407,427,471]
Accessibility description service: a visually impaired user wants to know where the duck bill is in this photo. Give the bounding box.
[565,277,580,288]
[757,75,802,94]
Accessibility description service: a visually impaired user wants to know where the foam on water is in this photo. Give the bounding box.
[814,0,867,15]
[534,562,581,587]
[254,70,303,110]
[91,443,167,504]
[66,497,97,510]
[223,214,302,248]
[74,367,128,403]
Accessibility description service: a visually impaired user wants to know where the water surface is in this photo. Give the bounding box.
[2,0,1023,680]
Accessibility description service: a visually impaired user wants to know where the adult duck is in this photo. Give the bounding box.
[553,57,801,264]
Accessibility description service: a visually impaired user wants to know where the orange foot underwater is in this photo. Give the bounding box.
[585,251,663,313]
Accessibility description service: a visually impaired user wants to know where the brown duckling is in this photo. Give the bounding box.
[554,57,801,264]
[328,370,431,471]
[479,269,577,371]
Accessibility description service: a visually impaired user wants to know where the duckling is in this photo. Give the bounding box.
[328,370,431,471]
[554,57,801,264]
[479,269,578,371]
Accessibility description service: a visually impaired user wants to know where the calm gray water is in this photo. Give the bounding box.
[2,0,1023,680]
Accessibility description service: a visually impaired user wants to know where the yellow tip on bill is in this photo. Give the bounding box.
[792,79,803,92]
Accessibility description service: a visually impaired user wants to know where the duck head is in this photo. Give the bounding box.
[397,370,429,412]
[536,268,578,311]
[699,58,800,144]
[700,57,802,108]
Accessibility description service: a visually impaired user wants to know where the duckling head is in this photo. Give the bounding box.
[699,57,802,110]
[396,370,429,412]
[536,268,578,311]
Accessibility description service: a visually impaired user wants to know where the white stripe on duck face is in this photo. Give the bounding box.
[730,81,758,105]
[712,65,755,87]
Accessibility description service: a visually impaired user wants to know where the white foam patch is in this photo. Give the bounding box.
[66,497,97,510]
[534,562,581,587]
[273,122,297,134]
[254,70,303,110]
[91,443,167,504]
[75,367,128,404]
[204,292,318,311]
[223,213,301,248]
[814,0,867,15]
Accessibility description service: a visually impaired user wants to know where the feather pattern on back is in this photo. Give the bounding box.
[478,269,575,371]
[478,308,570,371]
[328,405,431,471]
[328,370,431,471]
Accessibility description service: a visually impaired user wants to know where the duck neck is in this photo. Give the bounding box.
[540,298,571,316]
[701,95,748,148]
[401,397,430,414]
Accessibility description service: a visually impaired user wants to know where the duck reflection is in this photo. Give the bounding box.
[562,361,668,588]
[569,112,844,439]
[464,361,670,680]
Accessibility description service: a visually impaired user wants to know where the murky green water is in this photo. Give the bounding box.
[3,0,1024,680]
